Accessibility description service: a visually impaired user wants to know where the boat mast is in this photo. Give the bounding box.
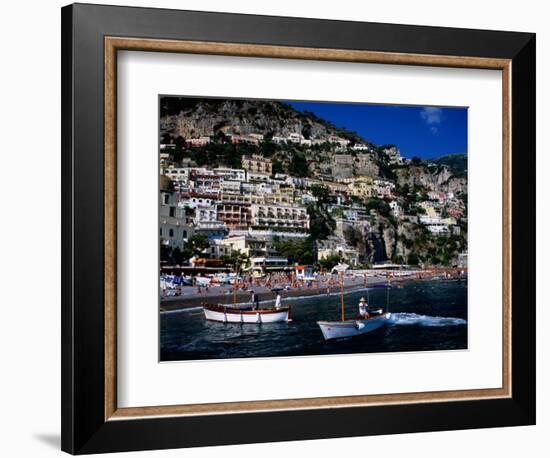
[341,272,345,321]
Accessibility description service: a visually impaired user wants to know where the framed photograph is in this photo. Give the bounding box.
[61,3,536,454]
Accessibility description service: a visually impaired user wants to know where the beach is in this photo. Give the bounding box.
[160,270,466,312]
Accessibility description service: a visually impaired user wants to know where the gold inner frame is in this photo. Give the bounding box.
[104,37,512,421]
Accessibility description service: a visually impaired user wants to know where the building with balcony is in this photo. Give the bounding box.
[230,134,260,146]
[193,205,218,225]
[220,180,242,193]
[250,256,290,273]
[242,154,273,175]
[213,167,247,182]
[195,221,227,241]
[213,235,273,259]
[250,203,309,230]
[191,174,221,191]
[216,202,252,229]
[185,136,210,147]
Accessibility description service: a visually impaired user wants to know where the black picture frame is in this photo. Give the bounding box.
[61,3,535,454]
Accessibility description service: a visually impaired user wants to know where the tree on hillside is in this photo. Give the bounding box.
[184,234,210,258]
[273,237,314,264]
[310,184,330,204]
[288,153,310,177]
[307,204,335,240]
[318,254,342,271]
[365,198,391,217]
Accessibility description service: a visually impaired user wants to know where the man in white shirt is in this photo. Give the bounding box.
[274,292,282,309]
[358,297,369,319]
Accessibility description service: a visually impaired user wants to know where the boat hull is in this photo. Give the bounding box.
[203,304,290,324]
[318,313,391,340]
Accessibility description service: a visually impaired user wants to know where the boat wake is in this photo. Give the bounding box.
[389,313,466,327]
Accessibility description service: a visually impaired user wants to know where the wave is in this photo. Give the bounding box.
[389,312,466,327]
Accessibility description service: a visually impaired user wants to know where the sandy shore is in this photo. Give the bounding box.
[159,273,465,312]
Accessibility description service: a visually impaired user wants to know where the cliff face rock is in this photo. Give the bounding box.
[362,217,397,263]
[441,177,467,194]
[382,225,396,260]
[160,99,361,142]
[331,155,355,179]
[354,154,380,177]
[395,165,466,195]
[364,231,387,264]
[395,165,447,190]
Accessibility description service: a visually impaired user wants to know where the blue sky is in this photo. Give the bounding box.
[286,101,468,159]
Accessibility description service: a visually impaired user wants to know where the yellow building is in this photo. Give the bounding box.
[348,177,375,198]
[242,154,273,175]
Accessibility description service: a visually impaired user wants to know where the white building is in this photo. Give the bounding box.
[250,256,289,272]
[318,244,359,266]
[220,180,242,193]
[186,136,210,147]
[287,132,303,144]
[250,203,310,230]
[271,136,287,144]
[426,224,451,235]
[193,205,218,225]
[389,200,403,217]
[328,136,351,147]
[213,167,247,182]
[160,190,194,249]
[247,171,271,182]
[351,143,370,151]
[374,179,395,197]
[164,167,210,183]
[285,176,308,188]
[178,194,215,210]
[383,146,405,164]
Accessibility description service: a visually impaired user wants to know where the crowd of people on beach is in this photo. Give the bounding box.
[160,268,467,301]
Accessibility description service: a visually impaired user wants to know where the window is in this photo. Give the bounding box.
[159,228,163,236]
[169,207,175,217]
[169,229,174,237]
[163,194,169,204]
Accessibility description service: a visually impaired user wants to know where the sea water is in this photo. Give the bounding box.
[160,279,467,361]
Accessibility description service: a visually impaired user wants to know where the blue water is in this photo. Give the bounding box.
[160,280,467,361]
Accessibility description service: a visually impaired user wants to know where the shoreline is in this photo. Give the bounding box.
[160,275,466,313]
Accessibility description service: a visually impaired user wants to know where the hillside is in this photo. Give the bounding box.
[160,98,467,193]
[159,97,468,267]
[431,153,467,178]
[160,98,365,144]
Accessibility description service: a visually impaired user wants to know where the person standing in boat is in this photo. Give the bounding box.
[274,292,282,310]
[251,290,260,310]
[358,297,369,319]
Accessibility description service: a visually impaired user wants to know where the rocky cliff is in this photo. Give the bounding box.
[160,98,363,143]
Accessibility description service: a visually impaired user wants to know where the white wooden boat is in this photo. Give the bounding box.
[203,304,291,324]
[318,313,391,340]
[318,264,391,340]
